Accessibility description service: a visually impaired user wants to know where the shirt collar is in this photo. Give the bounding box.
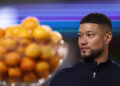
[83,53,112,71]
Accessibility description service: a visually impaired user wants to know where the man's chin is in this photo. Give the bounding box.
[80,52,100,60]
[80,52,95,59]
[81,52,91,58]
[81,55,91,58]
[80,48,104,60]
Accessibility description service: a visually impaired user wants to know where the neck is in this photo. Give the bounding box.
[94,47,109,65]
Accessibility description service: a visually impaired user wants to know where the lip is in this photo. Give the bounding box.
[81,47,89,49]
[81,48,88,51]
[80,47,89,51]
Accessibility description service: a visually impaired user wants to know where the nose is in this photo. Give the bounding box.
[78,36,88,46]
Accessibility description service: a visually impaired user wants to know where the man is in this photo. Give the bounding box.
[49,13,120,86]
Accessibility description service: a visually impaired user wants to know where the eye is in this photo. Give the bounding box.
[78,34,82,38]
[88,34,94,38]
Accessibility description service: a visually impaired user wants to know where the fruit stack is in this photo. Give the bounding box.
[0,17,67,85]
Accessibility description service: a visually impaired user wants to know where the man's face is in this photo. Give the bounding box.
[78,23,105,59]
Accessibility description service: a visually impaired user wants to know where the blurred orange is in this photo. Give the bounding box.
[23,72,37,83]
[16,46,25,55]
[0,61,7,75]
[0,46,7,60]
[35,61,50,78]
[11,25,22,37]
[19,38,31,47]
[40,46,53,61]
[19,29,32,38]
[39,71,49,79]
[0,27,4,38]
[21,17,39,30]
[25,43,40,59]
[41,25,52,32]
[35,61,49,75]
[5,52,21,66]
[8,67,22,78]
[5,25,21,38]
[49,57,60,72]
[50,31,62,44]
[32,26,50,41]
[1,38,17,50]
[4,26,13,37]
[20,57,35,72]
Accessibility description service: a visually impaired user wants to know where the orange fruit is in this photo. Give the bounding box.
[19,38,31,47]
[23,72,37,83]
[35,61,49,74]
[41,25,52,32]
[40,45,53,61]
[8,67,22,78]
[21,17,39,30]
[49,57,60,72]
[20,57,35,72]
[5,52,21,66]
[25,43,40,59]
[19,29,32,38]
[0,27,4,38]
[7,77,19,83]
[50,31,62,44]
[0,61,7,75]
[0,75,6,81]
[4,25,21,38]
[0,46,7,60]
[4,26,13,37]
[35,61,50,78]
[32,26,50,41]
[1,38,17,50]
[10,25,22,37]
[39,71,49,79]
[16,46,25,55]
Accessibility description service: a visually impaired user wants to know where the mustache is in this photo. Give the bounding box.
[80,47,90,50]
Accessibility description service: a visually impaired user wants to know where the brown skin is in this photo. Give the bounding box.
[78,23,112,64]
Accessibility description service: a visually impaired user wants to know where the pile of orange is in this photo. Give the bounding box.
[0,17,66,83]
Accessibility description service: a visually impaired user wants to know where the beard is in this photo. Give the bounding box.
[80,47,104,60]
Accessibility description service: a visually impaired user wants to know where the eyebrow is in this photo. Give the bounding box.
[78,31,94,34]
[87,31,94,33]
[78,32,81,34]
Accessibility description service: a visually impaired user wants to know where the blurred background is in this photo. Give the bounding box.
[0,0,120,86]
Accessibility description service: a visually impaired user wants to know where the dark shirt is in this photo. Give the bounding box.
[50,55,120,86]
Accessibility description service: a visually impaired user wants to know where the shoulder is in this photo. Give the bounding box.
[57,59,86,74]
[111,60,120,72]
[49,60,85,85]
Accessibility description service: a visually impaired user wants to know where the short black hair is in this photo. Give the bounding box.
[80,13,112,32]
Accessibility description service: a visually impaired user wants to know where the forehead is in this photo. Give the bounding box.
[79,23,102,33]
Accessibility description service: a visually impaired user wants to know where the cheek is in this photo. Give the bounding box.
[78,38,80,47]
[89,38,104,50]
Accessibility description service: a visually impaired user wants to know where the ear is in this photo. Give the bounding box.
[104,32,112,45]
